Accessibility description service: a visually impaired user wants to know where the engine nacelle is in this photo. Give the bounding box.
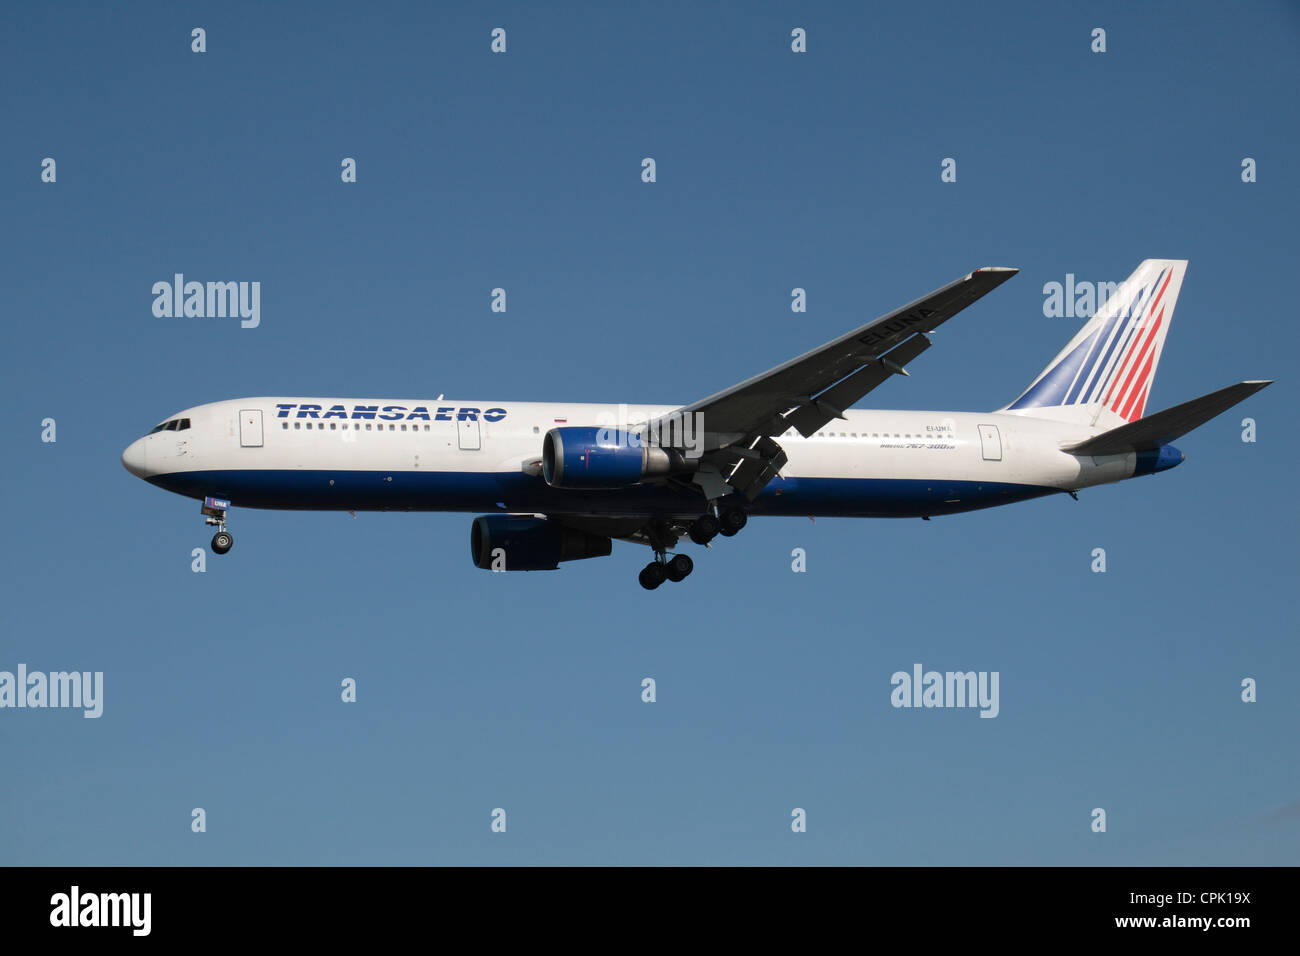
[470,515,612,571]
[542,426,696,489]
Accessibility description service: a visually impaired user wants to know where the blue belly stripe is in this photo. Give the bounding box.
[146,469,1060,518]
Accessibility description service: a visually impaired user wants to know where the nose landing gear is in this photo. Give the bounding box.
[202,496,234,555]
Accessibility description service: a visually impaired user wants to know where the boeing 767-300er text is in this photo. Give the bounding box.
[122,259,1270,589]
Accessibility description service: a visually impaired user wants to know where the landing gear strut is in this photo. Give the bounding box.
[202,496,234,555]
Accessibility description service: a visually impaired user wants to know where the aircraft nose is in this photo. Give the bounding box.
[121,437,149,478]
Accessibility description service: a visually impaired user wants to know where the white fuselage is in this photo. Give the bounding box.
[121,397,1147,520]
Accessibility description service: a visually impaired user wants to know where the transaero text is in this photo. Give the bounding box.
[274,403,507,422]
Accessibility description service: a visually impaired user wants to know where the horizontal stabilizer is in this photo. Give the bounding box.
[1064,381,1272,456]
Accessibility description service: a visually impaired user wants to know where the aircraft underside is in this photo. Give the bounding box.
[147,468,1059,520]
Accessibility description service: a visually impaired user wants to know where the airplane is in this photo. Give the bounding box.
[121,258,1270,589]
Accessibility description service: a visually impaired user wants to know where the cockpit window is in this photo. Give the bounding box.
[147,418,191,434]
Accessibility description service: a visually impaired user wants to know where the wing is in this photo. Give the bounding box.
[648,267,1019,499]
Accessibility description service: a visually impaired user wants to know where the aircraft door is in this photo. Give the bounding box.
[457,417,481,450]
[978,424,1002,461]
[240,409,264,447]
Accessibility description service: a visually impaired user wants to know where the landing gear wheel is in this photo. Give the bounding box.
[211,531,233,554]
[665,553,694,582]
[718,507,748,537]
[688,514,720,545]
[639,562,667,590]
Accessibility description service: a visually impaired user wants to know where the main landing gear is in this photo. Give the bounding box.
[686,506,746,545]
[638,520,694,590]
[639,553,694,590]
[638,505,748,589]
[202,496,234,555]
[688,513,719,545]
[718,507,747,537]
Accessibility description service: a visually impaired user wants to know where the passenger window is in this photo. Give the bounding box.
[294,422,301,430]
[330,423,337,430]
[282,422,288,429]
[365,423,371,431]
[401,424,407,431]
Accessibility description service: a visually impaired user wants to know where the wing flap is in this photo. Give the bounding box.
[782,333,932,438]
[718,435,789,500]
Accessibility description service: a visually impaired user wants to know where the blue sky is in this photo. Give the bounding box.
[2,1,1296,865]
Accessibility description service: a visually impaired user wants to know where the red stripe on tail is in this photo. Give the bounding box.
[1102,269,1173,409]
[1109,302,1165,416]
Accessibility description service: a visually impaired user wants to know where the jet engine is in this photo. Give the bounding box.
[470,514,612,571]
[542,426,696,489]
